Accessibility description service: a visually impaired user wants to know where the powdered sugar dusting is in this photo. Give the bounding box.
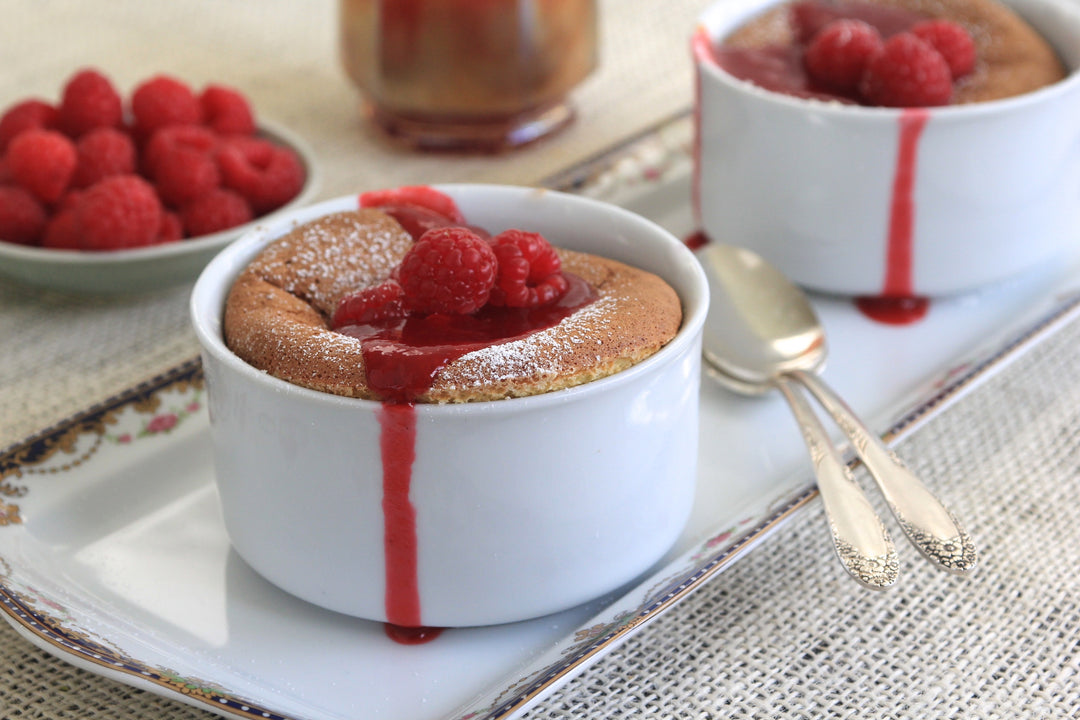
[450,295,619,388]
[227,213,682,402]
[253,210,411,316]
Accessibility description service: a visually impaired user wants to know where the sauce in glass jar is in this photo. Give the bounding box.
[340,0,598,151]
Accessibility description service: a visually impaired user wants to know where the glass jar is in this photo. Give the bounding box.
[340,0,598,152]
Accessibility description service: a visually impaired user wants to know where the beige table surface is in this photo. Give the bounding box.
[2,1,1080,719]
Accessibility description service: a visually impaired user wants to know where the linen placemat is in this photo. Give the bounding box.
[523,311,1080,720]
[5,0,1079,717]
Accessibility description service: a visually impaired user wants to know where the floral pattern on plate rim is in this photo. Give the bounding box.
[0,360,204,526]
[0,357,814,720]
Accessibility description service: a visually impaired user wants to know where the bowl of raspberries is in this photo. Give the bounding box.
[0,68,318,294]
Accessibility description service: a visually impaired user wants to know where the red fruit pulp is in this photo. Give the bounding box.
[338,195,598,641]
[337,273,597,404]
[709,0,931,105]
[696,5,937,324]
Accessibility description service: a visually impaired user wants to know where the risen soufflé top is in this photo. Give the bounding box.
[222,187,682,404]
[712,0,1066,106]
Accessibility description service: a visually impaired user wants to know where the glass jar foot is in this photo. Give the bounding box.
[367,101,576,153]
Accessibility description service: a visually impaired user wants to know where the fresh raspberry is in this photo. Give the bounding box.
[374,203,458,241]
[131,75,202,137]
[360,186,465,224]
[216,139,304,213]
[369,202,492,242]
[398,227,497,315]
[40,208,81,249]
[224,133,277,157]
[71,127,137,188]
[76,174,162,250]
[911,20,976,79]
[488,229,567,308]
[199,85,256,135]
[57,69,123,137]
[860,33,953,107]
[156,210,184,243]
[791,1,916,44]
[790,0,846,44]
[55,188,85,213]
[333,279,407,328]
[0,99,59,153]
[43,191,89,249]
[0,185,47,245]
[180,188,252,237]
[155,146,221,207]
[7,129,77,203]
[142,124,219,178]
[804,20,883,94]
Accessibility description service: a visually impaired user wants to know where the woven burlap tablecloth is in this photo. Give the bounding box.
[3,1,1080,718]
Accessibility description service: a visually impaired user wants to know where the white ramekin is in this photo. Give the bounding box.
[693,0,1080,296]
[190,185,708,627]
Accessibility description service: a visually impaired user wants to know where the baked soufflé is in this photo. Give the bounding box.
[223,186,683,404]
[712,0,1066,106]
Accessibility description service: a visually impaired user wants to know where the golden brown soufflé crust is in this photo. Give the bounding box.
[724,0,1067,103]
[223,209,683,403]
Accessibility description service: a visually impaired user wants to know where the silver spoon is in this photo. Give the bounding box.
[698,243,977,583]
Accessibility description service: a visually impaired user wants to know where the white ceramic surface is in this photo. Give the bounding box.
[6,153,1080,719]
[0,121,320,295]
[693,0,1080,297]
[190,185,709,627]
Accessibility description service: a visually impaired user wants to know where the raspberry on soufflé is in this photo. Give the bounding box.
[398,227,498,315]
[489,229,569,308]
[223,187,684,404]
[860,32,954,106]
[911,18,977,77]
[716,0,1066,106]
[333,280,408,328]
[803,19,884,93]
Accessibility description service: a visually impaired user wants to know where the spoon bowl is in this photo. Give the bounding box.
[698,242,977,582]
[702,244,826,392]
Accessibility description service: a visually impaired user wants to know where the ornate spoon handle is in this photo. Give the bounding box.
[775,376,899,589]
[791,369,977,574]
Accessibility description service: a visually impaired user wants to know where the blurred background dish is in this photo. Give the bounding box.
[339,0,598,151]
[692,0,1080,302]
[0,121,319,294]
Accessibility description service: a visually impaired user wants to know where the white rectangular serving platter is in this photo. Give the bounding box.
[3,115,1080,720]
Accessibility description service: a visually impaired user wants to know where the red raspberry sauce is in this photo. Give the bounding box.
[378,403,421,628]
[694,14,933,326]
[854,108,931,325]
[337,273,598,642]
[707,1,927,104]
[339,274,597,404]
